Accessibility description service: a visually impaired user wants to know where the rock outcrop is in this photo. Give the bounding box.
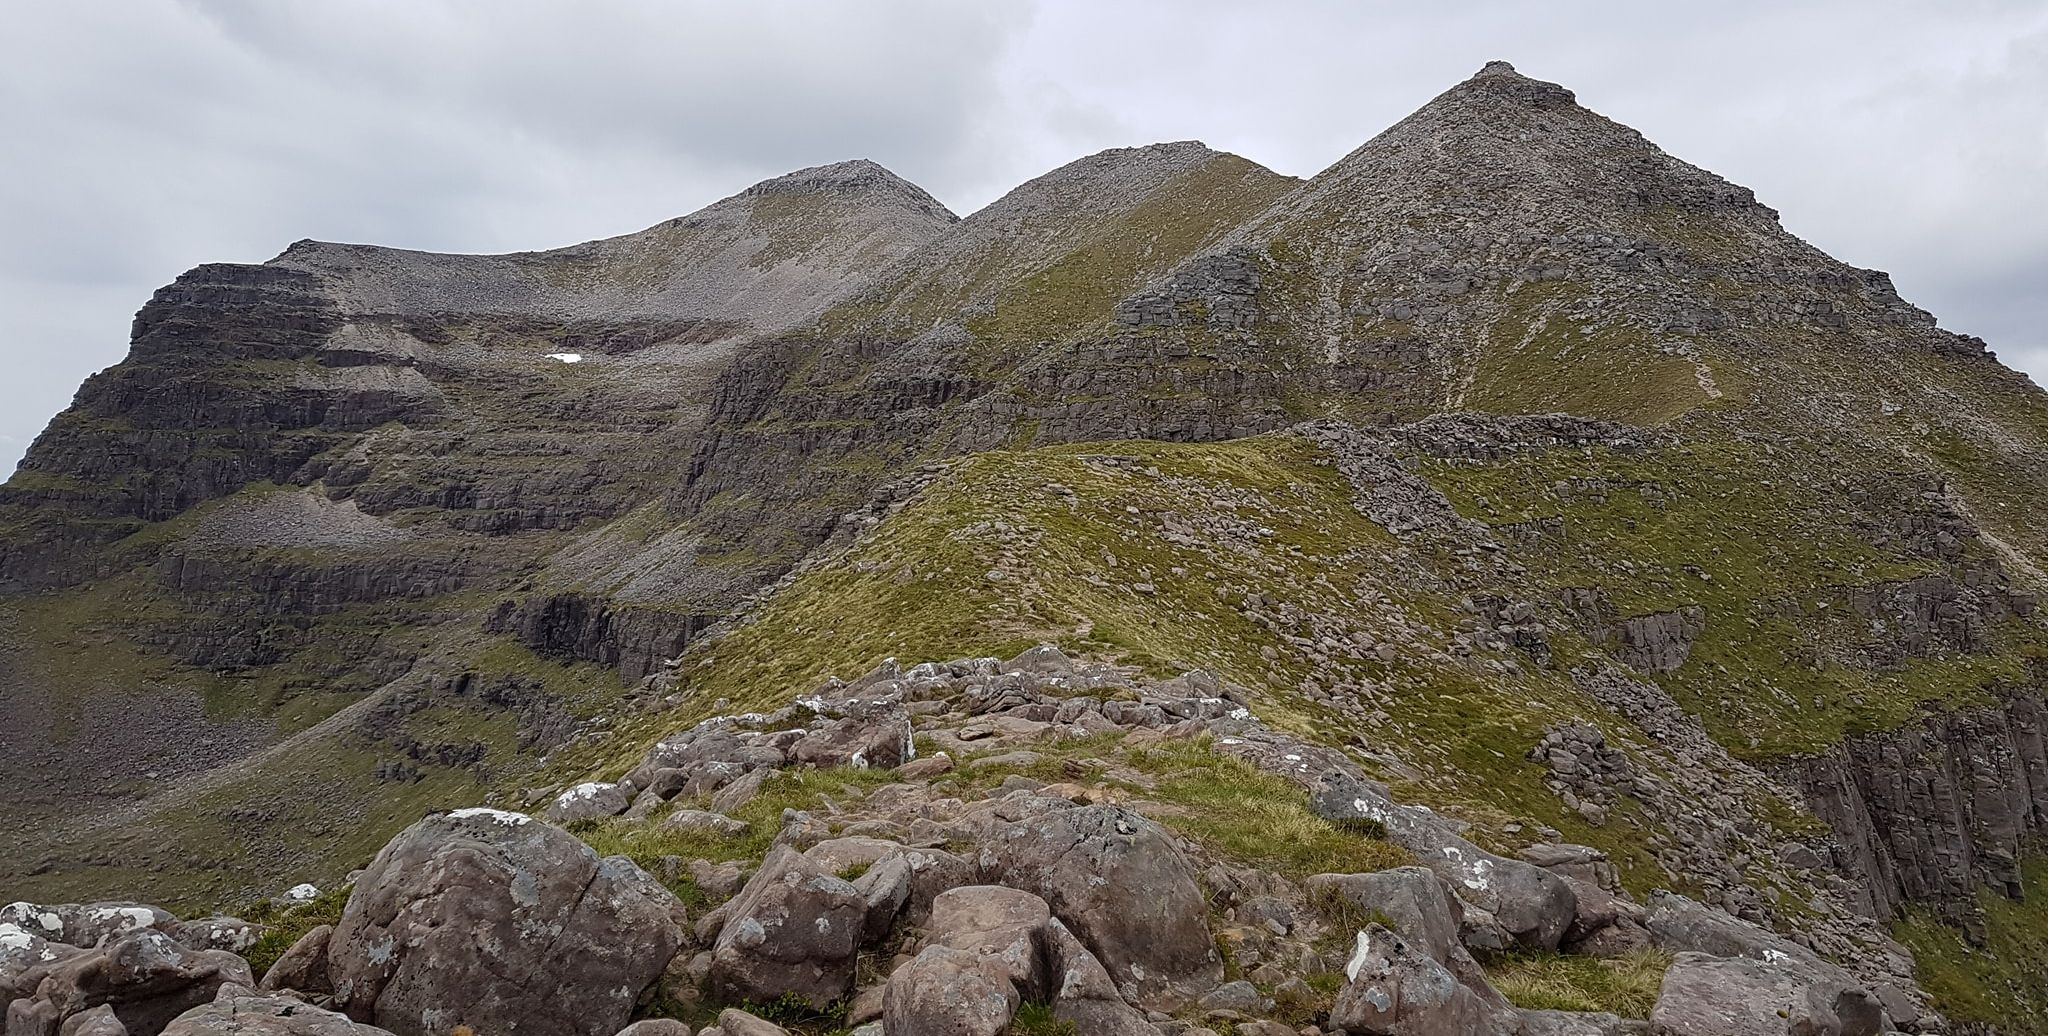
[1786,694,2048,928]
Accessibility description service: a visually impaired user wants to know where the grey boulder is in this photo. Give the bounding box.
[162,987,395,1035]
[544,781,632,823]
[1649,952,1886,1036]
[2,920,88,1003]
[1311,772,1576,950]
[10,928,254,1036]
[791,711,914,770]
[1328,924,1517,1036]
[255,928,331,997]
[706,846,866,1009]
[326,808,689,1036]
[978,804,1221,1007]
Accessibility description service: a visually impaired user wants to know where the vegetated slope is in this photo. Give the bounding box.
[0,141,1299,908]
[4,59,2048,1030]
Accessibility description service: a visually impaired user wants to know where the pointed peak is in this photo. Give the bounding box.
[1451,59,1577,110]
[745,158,935,202]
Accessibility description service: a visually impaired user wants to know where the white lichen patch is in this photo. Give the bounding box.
[450,807,534,826]
[1346,928,1375,981]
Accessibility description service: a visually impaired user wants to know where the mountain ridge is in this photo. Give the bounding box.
[4,61,2048,1033]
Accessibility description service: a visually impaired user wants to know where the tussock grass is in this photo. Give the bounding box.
[1485,948,1672,1018]
[1129,736,1410,878]
[239,885,351,977]
[569,765,903,897]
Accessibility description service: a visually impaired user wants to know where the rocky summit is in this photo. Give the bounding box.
[5,60,2048,1035]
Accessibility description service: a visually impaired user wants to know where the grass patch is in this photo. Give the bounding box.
[1485,948,1672,1018]
[568,766,905,888]
[1130,737,1410,878]
[1894,856,2048,1034]
[1009,1002,1078,1036]
[238,884,350,977]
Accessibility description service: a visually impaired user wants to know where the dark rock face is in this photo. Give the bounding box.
[325,810,689,1036]
[1785,694,2048,928]
[484,594,713,683]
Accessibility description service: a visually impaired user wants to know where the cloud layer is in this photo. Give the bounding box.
[3,0,2043,473]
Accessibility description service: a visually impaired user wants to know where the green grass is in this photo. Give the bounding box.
[1129,737,1411,878]
[1010,1002,1079,1036]
[552,428,1808,906]
[1465,280,1718,426]
[1894,856,2048,1034]
[1485,948,1673,1018]
[239,885,351,976]
[567,766,906,892]
[1421,433,2045,758]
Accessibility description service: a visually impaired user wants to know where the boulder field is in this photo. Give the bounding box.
[4,647,1916,1035]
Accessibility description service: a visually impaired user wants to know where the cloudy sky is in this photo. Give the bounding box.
[3,1,2044,474]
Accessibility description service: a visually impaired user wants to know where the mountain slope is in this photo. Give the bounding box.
[5,60,2048,1032]
[0,161,958,902]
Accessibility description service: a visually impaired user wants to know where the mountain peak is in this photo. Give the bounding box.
[1452,58,1577,109]
[742,158,952,214]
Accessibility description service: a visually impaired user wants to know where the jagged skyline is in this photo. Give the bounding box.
[2,2,2045,475]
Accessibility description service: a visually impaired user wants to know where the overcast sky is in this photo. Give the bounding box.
[3,1,2044,475]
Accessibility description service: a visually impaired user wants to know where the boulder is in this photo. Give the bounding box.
[1650,952,1887,1036]
[611,1022,692,1036]
[877,884,1153,1036]
[880,945,1019,1036]
[978,804,1221,1007]
[3,921,88,1003]
[61,1004,130,1035]
[167,920,261,956]
[1305,868,1505,1007]
[661,810,749,838]
[1309,868,1462,963]
[1310,772,1575,949]
[13,928,254,1036]
[161,988,395,1035]
[1558,879,1648,957]
[255,928,331,996]
[1,904,176,951]
[544,781,632,823]
[711,1009,789,1036]
[1328,924,1517,1036]
[326,808,689,1036]
[1645,892,1815,965]
[706,846,866,1009]
[923,887,1048,994]
[1515,1008,1651,1035]
[791,710,913,770]
[710,769,774,814]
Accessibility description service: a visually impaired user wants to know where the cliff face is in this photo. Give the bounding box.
[1788,695,2048,932]
[6,63,2048,1028]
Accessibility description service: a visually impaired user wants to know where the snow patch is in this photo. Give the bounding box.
[544,352,583,364]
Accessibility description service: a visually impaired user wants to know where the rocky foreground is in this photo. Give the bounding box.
[6,648,1921,1036]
